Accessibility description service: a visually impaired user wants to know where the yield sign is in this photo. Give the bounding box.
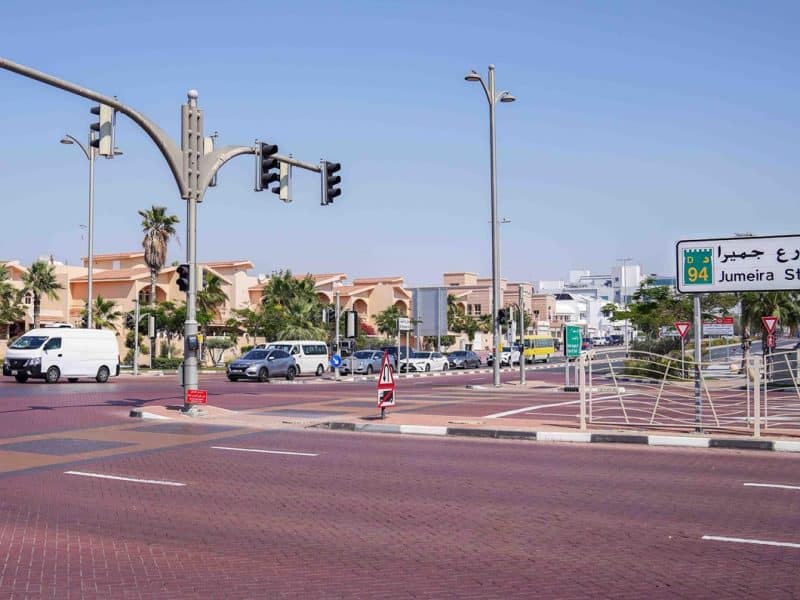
[761,316,778,334]
[674,321,691,339]
[377,351,395,391]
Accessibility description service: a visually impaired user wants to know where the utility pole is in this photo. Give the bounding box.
[334,290,341,380]
[519,285,525,385]
[1,57,337,410]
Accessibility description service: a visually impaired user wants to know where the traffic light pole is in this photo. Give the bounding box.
[0,57,331,409]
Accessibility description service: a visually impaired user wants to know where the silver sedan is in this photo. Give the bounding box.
[340,350,385,375]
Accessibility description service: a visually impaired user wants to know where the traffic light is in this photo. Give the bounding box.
[177,264,190,292]
[322,306,336,324]
[255,142,280,192]
[320,160,341,205]
[89,104,115,158]
[497,309,508,326]
[271,162,292,203]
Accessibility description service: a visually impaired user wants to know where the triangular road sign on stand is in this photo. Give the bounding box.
[674,321,691,339]
[762,316,778,334]
[377,351,396,409]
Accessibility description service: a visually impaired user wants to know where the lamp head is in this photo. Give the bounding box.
[464,70,482,82]
[499,92,516,103]
[60,137,74,145]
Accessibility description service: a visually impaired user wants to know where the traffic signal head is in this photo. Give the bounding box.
[497,309,508,325]
[177,264,190,292]
[89,104,115,158]
[320,160,341,205]
[255,142,279,192]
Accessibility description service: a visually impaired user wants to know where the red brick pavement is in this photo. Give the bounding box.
[2,429,800,598]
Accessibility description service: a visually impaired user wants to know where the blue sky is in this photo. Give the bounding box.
[2,0,798,286]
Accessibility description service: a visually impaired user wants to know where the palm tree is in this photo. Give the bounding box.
[740,292,800,369]
[139,206,179,311]
[197,272,229,360]
[261,270,323,341]
[277,298,326,340]
[83,295,122,330]
[0,263,24,334]
[22,260,63,329]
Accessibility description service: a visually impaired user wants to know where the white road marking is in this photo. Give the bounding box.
[702,535,800,549]
[64,471,186,486]
[744,482,800,491]
[483,395,623,419]
[212,446,319,457]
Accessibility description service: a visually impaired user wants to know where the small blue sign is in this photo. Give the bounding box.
[330,354,342,368]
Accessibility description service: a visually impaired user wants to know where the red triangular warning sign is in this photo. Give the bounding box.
[377,351,395,391]
[674,321,691,339]
[762,316,778,334]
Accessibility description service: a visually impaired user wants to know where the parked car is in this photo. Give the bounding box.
[487,346,521,367]
[591,336,607,347]
[581,339,593,351]
[401,351,449,372]
[227,348,297,382]
[340,350,384,375]
[447,350,482,369]
[607,334,624,346]
[380,346,412,371]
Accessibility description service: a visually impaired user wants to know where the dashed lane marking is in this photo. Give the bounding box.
[743,482,800,491]
[702,535,800,549]
[64,471,186,486]
[212,446,319,457]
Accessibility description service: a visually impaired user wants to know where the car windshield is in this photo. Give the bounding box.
[353,351,373,359]
[267,344,292,352]
[9,335,48,349]
[243,350,268,360]
[412,352,431,359]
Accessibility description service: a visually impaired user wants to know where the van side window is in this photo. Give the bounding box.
[44,338,62,351]
[291,346,300,355]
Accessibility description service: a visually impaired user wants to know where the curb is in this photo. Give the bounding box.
[311,421,800,454]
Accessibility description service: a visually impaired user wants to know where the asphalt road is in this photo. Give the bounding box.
[1,372,799,598]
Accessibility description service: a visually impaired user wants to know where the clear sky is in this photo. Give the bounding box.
[1,0,798,287]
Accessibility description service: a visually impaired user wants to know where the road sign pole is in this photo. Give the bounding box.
[397,317,401,374]
[519,285,525,385]
[334,291,341,381]
[681,337,685,379]
[694,294,702,432]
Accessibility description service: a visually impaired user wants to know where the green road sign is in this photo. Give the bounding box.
[681,247,713,287]
[565,324,582,358]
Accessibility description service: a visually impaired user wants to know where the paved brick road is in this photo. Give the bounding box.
[2,426,800,598]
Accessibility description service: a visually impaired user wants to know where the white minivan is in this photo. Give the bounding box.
[3,328,120,384]
[259,340,329,376]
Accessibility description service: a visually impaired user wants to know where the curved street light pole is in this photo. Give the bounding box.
[465,65,516,387]
[60,133,96,329]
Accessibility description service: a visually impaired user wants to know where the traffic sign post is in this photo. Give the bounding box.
[185,389,207,405]
[675,321,691,379]
[377,351,396,419]
[564,325,582,387]
[761,315,777,335]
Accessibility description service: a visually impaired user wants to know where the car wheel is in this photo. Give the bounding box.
[286,366,296,381]
[315,364,324,377]
[366,365,373,375]
[45,366,60,384]
[14,373,28,383]
[96,366,110,383]
[68,378,79,383]
[425,363,431,372]
[227,375,238,382]
[257,367,269,382]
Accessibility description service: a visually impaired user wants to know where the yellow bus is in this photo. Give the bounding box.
[523,335,556,363]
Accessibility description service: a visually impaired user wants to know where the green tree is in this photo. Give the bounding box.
[22,260,63,329]
[83,295,122,330]
[375,305,404,337]
[260,270,324,341]
[139,205,179,312]
[741,292,800,365]
[0,264,24,331]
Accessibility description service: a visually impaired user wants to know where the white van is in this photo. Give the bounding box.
[3,328,120,384]
[259,340,329,376]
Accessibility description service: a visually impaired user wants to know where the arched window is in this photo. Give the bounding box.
[23,292,32,305]
[138,288,151,305]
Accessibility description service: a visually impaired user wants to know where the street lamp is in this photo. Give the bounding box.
[617,257,633,354]
[60,133,121,328]
[465,64,516,387]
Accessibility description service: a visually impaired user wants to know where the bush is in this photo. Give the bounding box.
[153,357,182,369]
[240,345,254,353]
